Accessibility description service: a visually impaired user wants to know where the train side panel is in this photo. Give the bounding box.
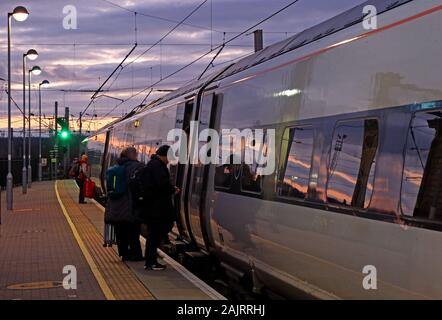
[206,0,442,299]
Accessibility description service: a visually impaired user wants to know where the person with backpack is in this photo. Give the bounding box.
[104,147,144,261]
[68,158,78,179]
[138,145,180,271]
[76,154,89,204]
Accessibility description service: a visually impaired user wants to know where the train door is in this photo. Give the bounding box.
[99,130,111,194]
[170,101,194,241]
[187,93,219,251]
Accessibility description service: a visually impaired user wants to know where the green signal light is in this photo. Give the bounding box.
[60,130,70,139]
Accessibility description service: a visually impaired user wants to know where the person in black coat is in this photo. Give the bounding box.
[104,147,144,261]
[141,145,179,270]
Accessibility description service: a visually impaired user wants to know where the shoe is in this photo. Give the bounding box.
[79,201,87,204]
[144,263,166,271]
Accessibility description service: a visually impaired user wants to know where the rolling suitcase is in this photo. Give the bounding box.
[103,223,116,247]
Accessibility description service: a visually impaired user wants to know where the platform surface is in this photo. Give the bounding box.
[0,180,224,300]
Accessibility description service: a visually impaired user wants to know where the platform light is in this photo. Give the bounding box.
[12,6,29,22]
[7,5,30,209]
[31,65,42,75]
[22,50,40,193]
[40,79,50,88]
[26,49,38,61]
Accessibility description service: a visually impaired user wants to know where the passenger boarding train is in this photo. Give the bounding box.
[85,0,442,299]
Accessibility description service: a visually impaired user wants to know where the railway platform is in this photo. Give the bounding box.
[0,180,225,300]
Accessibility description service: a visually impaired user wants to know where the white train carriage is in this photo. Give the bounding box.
[86,0,442,299]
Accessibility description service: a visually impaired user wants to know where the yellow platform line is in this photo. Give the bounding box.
[54,180,116,300]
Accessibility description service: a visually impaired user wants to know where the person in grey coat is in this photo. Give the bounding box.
[104,147,143,261]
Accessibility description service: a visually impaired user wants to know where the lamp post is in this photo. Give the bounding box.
[7,6,29,210]
[38,80,50,182]
[28,66,42,188]
[22,49,38,194]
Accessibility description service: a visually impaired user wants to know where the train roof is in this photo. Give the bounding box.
[217,0,413,80]
[93,0,413,134]
[151,0,412,105]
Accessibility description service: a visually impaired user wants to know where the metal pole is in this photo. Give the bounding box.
[254,29,263,52]
[79,112,82,157]
[6,13,13,210]
[22,54,27,194]
[55,102,58,136]
[54,102,58,180]
[64,107,69,176]
[27,71,32,188]
[38,85,42,181]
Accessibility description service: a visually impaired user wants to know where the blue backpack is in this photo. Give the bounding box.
[106,164,128,200]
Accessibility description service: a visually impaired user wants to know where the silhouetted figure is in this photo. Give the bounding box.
[140,145,179,271]
[104,147,143,261]
[76,154,89,204]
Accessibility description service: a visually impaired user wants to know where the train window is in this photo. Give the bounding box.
[214,155,240,190]
[326,119,379,208]
[401,111,442,220]
[214,129,245,191]
[241,133,269,194]
[278,126,314,199]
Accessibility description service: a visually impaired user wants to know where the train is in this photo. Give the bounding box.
[85,0,442,299]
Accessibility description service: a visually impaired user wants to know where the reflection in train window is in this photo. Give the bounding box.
[401,111,442,220]
[241,133,268,194]
[107,132,121,167]
[327,119,378,208]
[279,126,314,199]
[214,154,241,190]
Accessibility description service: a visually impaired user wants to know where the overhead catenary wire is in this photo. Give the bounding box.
[82,0,210,122]
[134,12,138,44]
[98,0,223,34]
[124,0,210,69]
[98,0,301,120]
[91,44,138,100]
[6,89,25,116]
[198,44,225,80]
[97,0,298,35]
[6,89,53,131]
[81,43,138,117]
[2,42,254,47]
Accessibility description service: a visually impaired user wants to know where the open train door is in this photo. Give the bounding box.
[186,92,222,251]
[170,100,194,242]
[176,65,232,249]
[100,130,111,195]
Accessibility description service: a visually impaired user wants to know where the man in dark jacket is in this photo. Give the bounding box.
[142,145,179,270]
[104,147,143,261]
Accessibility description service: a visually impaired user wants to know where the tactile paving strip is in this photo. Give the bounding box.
[56,181,154,300]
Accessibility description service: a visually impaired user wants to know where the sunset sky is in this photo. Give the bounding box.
[0,0,365,134]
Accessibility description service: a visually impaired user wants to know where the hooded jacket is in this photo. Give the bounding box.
[104,157,143,224]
